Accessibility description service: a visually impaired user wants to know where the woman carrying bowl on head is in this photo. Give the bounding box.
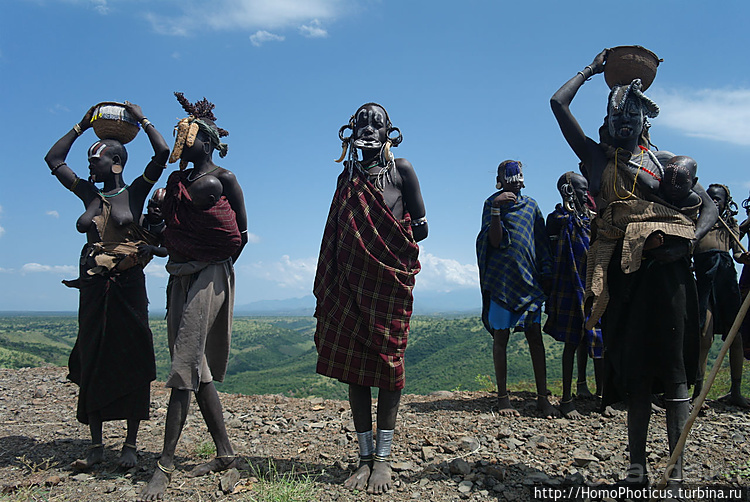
[551,48,717,488]
[44,102,170,471]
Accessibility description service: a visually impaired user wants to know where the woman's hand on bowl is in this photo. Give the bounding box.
[590,49,609,74]
[79,105,96,131]
[123,101,144,122]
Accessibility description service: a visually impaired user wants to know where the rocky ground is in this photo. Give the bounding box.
[1,367,749,501]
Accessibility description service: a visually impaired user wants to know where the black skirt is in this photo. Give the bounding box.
[601,242,699,406]
[68,259,156,424]
[694,250,741,337]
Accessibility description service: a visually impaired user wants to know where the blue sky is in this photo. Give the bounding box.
[2,0,750,311]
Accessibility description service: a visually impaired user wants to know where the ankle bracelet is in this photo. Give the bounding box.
[497,394,509,399]
[123,442,136,449]
[373,454,390,463]
[375,429,394,460]
[89,443,103,449]
[157,460,175,475]
[357,430,374,458]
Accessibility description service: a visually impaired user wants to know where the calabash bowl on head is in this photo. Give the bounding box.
[90,102,140,144]
[604,45,662,91]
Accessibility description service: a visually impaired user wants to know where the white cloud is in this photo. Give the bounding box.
[91,0,108,14]
[49,103,71,114]
[56,0,110,14]
[145,0,346,37]
[144,261,169,278]
[250,30,285,46]
[245,232,261,244]
[240,252,478,296]
[0,226,4,239]
[21,263,77,275]
[46,210,60,218]
[652,87,750,146]
[242,255,316,290]
[416,253,479,293]
[299,19,327,38]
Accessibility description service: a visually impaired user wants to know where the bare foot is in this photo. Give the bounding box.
[497,395,520,417]
[537,396,561,418]
[188,456,238,477]
[559,400,583,420]
[116,444,138,469]
[70,444,103,471]
[576,382,594,398]
[644,231,664,251]
[343,462,371,491]
[601,405,618,417]
[138,464,172,501]
[367,461,392,494]
[719,392,750,409]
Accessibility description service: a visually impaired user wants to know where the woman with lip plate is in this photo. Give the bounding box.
[44,102,169,471]
[550,49,717,488]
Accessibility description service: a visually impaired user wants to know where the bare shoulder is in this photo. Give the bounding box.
[395,158,417,180]
[214,166,239,185]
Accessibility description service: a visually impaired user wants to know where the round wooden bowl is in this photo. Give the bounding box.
[90,102,140,144]
[604,46,662,91]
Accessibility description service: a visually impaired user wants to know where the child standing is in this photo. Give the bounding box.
[544,171,603,419]
[477,160,558,418]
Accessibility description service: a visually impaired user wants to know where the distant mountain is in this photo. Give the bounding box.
[234,290,481,317]
[234,296,315,316]
[413,289,481,315]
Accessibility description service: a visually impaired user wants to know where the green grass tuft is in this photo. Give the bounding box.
[245,459,318,502]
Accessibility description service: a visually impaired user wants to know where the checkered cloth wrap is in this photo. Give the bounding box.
[477,193,552,334]
[162,170,241,262]
[543,205,603,358]
[314,168,421,390]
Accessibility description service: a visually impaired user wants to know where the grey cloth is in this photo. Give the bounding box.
[165,259,234,391]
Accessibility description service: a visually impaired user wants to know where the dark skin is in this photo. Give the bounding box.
[646,156,703,252]
[138,125,248,502]
[489,170,559,419]
[550,49,718,252]
[341,104,427,495]
[692,187,750,408]
[44,102,169,470]
[138,189,168,260]
[659,156,701,208]
[551,50,718,483]
[546,173,603,419]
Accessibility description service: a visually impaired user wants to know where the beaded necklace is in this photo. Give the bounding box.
[187,165,220,182]
[99,185,128,198]
[613,147,646,200]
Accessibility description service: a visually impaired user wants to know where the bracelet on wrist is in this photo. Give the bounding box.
[73,123,83,136]
[577,65,593,82]
[141,118,152,128]
[490,207,503,216]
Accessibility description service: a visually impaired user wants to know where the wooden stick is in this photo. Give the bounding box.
[717,215,748,254]
[650,287,750,499]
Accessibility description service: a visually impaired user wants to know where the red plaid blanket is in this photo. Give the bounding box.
[314,169,421,390]
[162,170,241,262]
